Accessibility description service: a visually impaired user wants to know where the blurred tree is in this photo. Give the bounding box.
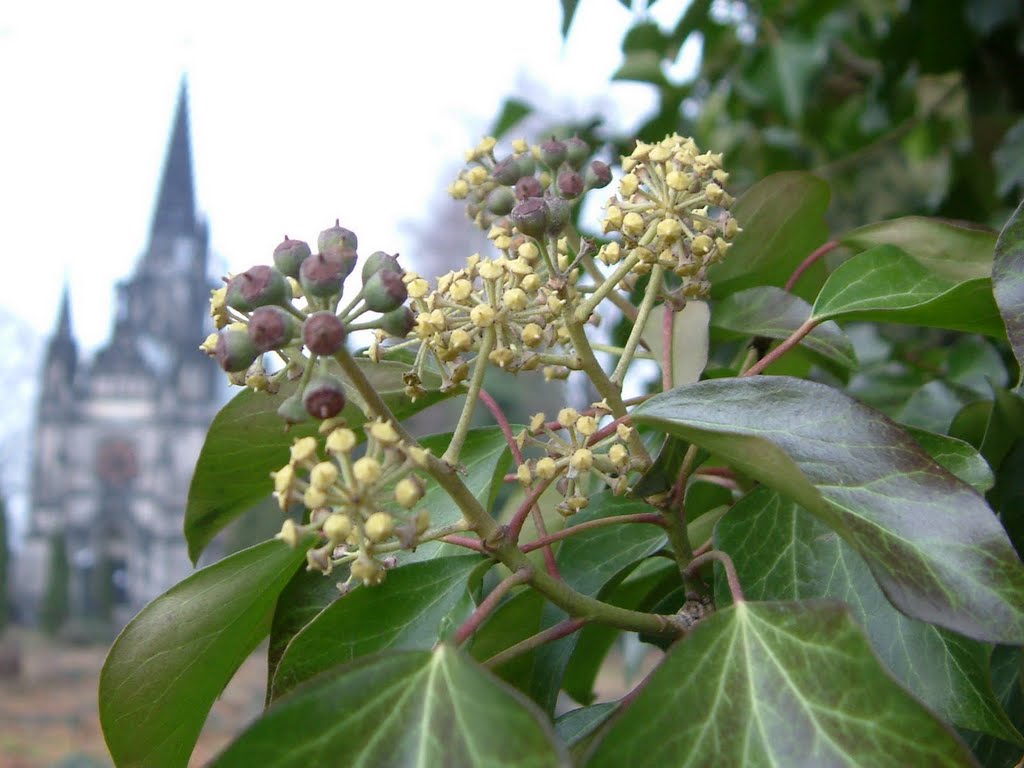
[40,531,69,635]
[0,493,8,633]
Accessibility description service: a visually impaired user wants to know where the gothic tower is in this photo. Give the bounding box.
[19,81,222,628]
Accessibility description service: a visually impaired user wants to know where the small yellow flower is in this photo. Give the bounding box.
[657,218,683,242]
[273,464,295,495]
[467,166,488,185]
[691,234,713,257]
[323,513,352,544]
[310,461,339,490]
[449,179,470,199]
[365,511,395,543]
[275,519,300,548]
[450,328,473,352]
[622,212,645,238]
[353,457,383,486]
[521,323,544,348]
[616,424,633,442]
[303,486,327,509]
[450,278,473,302]
[518,241,540,261]
[395,476,424,508]
[529,412,546,433]
[290,436,318,464]
[608,443,629,467]
[516,463,532,485]
[199,332,219,354]
[478,260,505,280]
[557,408,579,428]
[470,304,496,328]
[369,419,401,445]
[570,448,594,471]
[535,457,559,480]
[407,278,430,299]
[503,288,528,311]
[620,173,639,197]
[326,428,357,454]
[575,415,598,437]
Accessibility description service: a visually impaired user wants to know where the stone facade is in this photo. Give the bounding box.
[19,83,221,626]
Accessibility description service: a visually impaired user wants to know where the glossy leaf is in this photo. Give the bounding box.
[709,172,830,299]
[185,360,449,563]
[491,97,533,138]
[100,539,312,768]
[527,493,667,711]
[904,426,995,493]
[714,489,1020,742]
[212,647,568,768]
[633,376,1024,643]
[556,703,617,755]
[841,216,997,282]
[993,198,1024,384]
[711,286,857,370]
[811,245,1005,337]
[270,556,485,699]
[585,602,978,767]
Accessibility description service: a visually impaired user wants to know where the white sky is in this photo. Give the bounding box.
[1,0,690,354]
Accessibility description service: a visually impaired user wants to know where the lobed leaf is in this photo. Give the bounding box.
[99,539,312,768]
[811,245,1005,337]
[585,602,978,767]
[211,647,569,767]
[270,556,486,700]
[633,376,1024,643]
[714,488,1021,742]
[185,359,449,563]
[711,286,857,371]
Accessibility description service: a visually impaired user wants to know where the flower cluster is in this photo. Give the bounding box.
[199,222,415,422]
[272,419,432,587]
[600,135,739,300]
[515,404,640,516]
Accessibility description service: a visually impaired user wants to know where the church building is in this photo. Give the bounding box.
[19,83,222,627]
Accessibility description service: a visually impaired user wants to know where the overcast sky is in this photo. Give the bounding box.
[1,0,690,353]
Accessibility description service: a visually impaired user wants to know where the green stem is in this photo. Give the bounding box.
[574,251,643,323]
[612,265,663,384]
[442,326,495,464]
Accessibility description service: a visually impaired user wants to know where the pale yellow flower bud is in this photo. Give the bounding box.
[521,323,544,348]
[477,136,497,154]
[353,457,383,485]
[369,420,401,445]
[598,242,622,265]
[199,332,219,354]
[395,476,424,508]
[608,443,629,467]
[290,436,318,464]
[535,457,559,480]
[512,138,529,153]
[273,464,295,495]
[415,509,431,535]
[479,260,505,280]
[365,511,395,543]
[657,218,683,242]
[494,235,513,251]
[521,274,541,292]
[470,304,496,328]
[603,205,623,232]
[275,519,300,548]
[326,428,357,454]
[666,170,690,191]
[503,288,528,311]
[449,179,470,199]
[303,486,327,509]
[516,463,532,485]
[557,408,579,428]
[407,278,430,299]
[405,444,431,467]
[546,294,564,313]
[692,234,713,257]
[570,448,594,471]
[616,424,633,442]
[467,166,488,185]
[323,513,352,544]
[705,182,724,205]
[575,416,598,437]
[620,173,639,197]
[622,212,645,238]
[450,279,474,302]
[310,461,339,490]
[518,241,540,261]
[351,553,385,586]
[530,412,546,432]
[450,328,473,351]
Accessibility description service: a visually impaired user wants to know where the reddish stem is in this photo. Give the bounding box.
[742,318,818,377]
[521,512,665,553]
[453,568,531,645]
[686,550,744,602]
[587,412,632,447]
[479,388,523,464]
[483,618,589,669]
[508,476,555,540]
[440,535,486,552]
[784,240,839,292]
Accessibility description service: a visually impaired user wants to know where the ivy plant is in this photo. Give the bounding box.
[97,126,1024,767]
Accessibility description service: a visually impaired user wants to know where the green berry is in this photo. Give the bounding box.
[363,270,408,313]
[485,186,516,216]
[215,327,259,372]
[556,169,584,199]
[585,160,612,190]
[277,392,311,425]
[361,251,402,282]
[379,306,415,337]
[272,237,312,278]
[248,306,298,352]
[538,137,568,169]
[318,220,358,253]
[491,157,521,186]
[226,265,290,310]
[511,198,549,238]
[300,251,352,297]
[564,136,590,170]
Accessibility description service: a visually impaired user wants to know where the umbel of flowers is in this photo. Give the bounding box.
[199,132,736,588]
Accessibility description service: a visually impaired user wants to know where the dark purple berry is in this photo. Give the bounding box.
[491,157,521,186]
[248,306,298,352]
[538,137,568,169]
[585,160,612,190]
[303,311,347,355]
[225,265,290,311]
[514,176,543,201]
[303,375,347,419]
[556,169,585,199]
[511,197,550,238]
[215,327,259,372]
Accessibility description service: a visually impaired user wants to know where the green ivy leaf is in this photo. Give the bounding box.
[714,489,1021,742]
[811,245,1005,337]
[709,171,830,300]
[840,216,996,282]
[99,539,312,768]
[527,493,667,712]
[993,198,1024,385]
[185,360,449,563]
[555,703,617,758]
[491,98,533,139]
[270,556,486,700]
[770,36,823,125]
[560,0,579,38]
[904,426,995,493]
[211,647,569,767]
[470,588,545,684]
[633,376,1024,643]
[962,645,1024,765]
[584,602,978,767]
[711,286,857,371]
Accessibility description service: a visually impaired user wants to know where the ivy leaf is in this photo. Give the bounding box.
[711,286,857,371]
[993,198,1024,385]
[99,539,312,768]
[903,426,995,493]
[269,556,486,700]
[185,360,449,563]
[633,376,1024,643]
[526,493,667,712]
[585,602,978,767]
[811,245,1005,337]
[840,216,996,282]
[770,36,823,125]
[640,302,710,386]
[714,488,1021,742]
[490,97,533,139]
[211,647,569,767]
[709,172,831,300]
